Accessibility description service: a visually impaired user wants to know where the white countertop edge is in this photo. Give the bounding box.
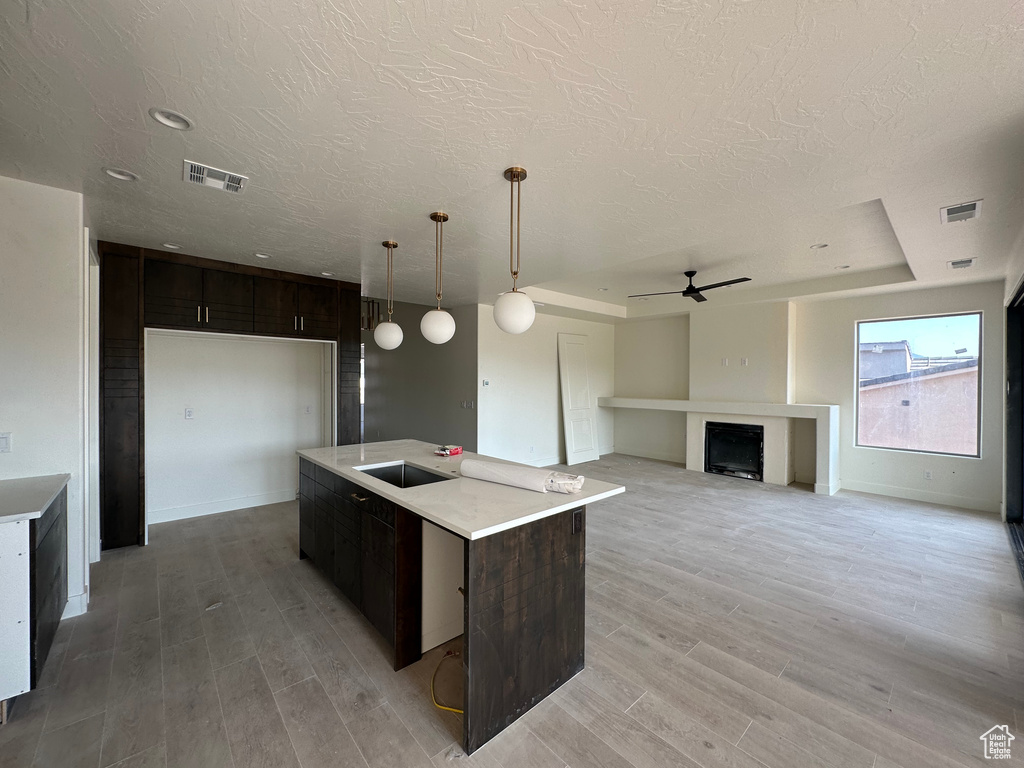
[297,448,625,540]
[0,473,71,523]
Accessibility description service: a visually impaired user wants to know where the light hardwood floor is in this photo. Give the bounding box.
[2,454,1022,768]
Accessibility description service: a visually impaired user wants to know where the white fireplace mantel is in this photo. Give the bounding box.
[597,397,840,495]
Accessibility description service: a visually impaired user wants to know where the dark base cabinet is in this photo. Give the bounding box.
[298,458,588,755]
[31,486,69,688]
[298,458,421,669]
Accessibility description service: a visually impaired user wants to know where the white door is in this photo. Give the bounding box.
[557,333,600,466]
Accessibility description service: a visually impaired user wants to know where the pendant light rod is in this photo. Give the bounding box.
[429,212,448,310]
[504,167,526,291]
[382,240,398,319]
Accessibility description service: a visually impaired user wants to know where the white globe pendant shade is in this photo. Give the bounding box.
[493,290,536,334]
[373,320,403,350]
[420,309,456,344]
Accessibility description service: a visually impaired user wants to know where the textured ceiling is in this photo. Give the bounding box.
[1,0,1022,312]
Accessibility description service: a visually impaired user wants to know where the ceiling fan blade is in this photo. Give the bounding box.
[628,290,684,298]
[695,277,751,292]
[690,292,708,303]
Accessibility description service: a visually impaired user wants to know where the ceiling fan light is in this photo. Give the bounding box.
[421,309,456,344]
[374,320,403,350]
[493,290,536,334]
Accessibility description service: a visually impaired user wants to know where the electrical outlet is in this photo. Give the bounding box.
[0,432,10,453]
[184,408,194,420]
[721,357,728,366]
[304,405,311,414]
[741,357,749,366]
[924,470,933,480]
[529,446,535,453]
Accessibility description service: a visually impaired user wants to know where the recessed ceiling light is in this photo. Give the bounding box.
[637,297,649,302]
[149,107,194,131]
[255,253,272,259]
[598,288,609,292]
[104,167,139,182]
[810,243,829,249]
[835,265,850,270]
[321,271,334,277]
[162,243,182,250]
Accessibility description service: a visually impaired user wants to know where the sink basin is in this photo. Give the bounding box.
[356,462,454,489]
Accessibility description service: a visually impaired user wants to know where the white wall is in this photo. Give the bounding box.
[145,331,330,524]
[613,316,689,463]
[362,302,478,451]
[689,301,793,403]
[0,175,89,617]
[477,306,614,466]
[795,281,1004,513]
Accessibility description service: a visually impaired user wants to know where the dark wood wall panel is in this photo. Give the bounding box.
[463,507,586,754]
[339,288,361,445]
[100,249,143,550]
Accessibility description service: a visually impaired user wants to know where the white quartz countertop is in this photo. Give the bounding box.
[297,440,625,540]
[0,473,71,524]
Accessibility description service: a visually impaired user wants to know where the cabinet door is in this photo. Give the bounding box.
[202,270,253,332]
[361,513,395,644]
[314,505,335,577]
[254,277,298,335]
[334,499,362,609]
[298,283,339,339]
[145,260,203,328]
[298,492,314,561]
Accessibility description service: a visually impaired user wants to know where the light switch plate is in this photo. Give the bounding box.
[0,432,10,453]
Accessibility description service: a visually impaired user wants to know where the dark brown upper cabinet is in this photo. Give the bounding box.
[145,260,203,328]
[252,277,338,339]
[203,270,254,332]
[254,276,299,335]
[298,283,339,339]
[145,260,254,332]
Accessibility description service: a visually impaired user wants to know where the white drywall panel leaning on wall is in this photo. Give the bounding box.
[145,330,331,525]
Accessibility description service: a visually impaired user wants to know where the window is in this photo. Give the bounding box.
[856,312,981,457]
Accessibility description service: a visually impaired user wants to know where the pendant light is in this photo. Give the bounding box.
[373,240,403,350]
[493,167,536,334]
[420,212,457,344]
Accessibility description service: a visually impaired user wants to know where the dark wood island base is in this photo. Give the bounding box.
[298,456,587,754]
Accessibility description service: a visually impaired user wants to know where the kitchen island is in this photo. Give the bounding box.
[297,439,624,753]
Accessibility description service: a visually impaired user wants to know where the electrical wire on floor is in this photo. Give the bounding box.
[430,650,464,714]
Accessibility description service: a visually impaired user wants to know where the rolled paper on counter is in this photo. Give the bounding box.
[459,459,584,494]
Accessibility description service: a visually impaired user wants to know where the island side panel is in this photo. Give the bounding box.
[463,506,586,754]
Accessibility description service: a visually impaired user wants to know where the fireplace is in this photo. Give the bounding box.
[704,422,764,481]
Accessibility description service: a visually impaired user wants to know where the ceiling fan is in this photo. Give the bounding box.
[629,270,751,303]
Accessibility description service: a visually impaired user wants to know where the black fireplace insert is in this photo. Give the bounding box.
[704,421,764,481]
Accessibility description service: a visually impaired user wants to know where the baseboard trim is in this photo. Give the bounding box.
[62,592,88,619]
[149,489,298,525]
[840,479,999,514]
[813,481,841,496]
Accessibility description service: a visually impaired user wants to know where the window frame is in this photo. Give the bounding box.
[854,310,983,459]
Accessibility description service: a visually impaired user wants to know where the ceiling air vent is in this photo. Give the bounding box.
[183,160,247,193]
[940,199,981,224]
[947,257,977,270]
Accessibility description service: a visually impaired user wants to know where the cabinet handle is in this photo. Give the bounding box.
[301,316,304,331]
[350,493,369,503]
[197,305,201,322]
[294,316,297,331]
[206,306,209,323]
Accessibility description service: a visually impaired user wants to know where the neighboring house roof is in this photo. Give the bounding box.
[859,358,979,388]
[859,341,910,353]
